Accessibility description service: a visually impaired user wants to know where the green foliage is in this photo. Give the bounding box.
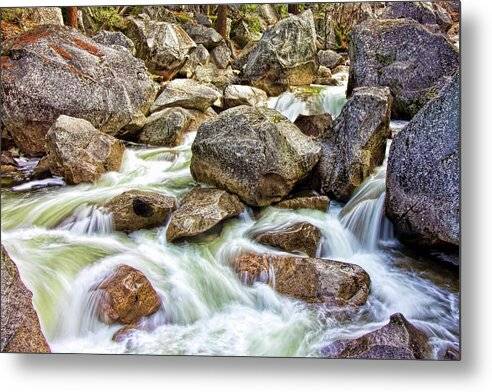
[240,4,258,14]
[245,15,262,34]
[0,8,26,23]
[90,7,127,31]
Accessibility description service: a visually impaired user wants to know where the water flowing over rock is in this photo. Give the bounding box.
[242,10,318,96]
[321,313,432,359]
[223,85,268,108]
[234,253,370,306]
[92,30,135,54]
[45,115,125,185]
[314,87,392,202]
[318,49,344,69]
[253,222,321,257]
[385,72,459,249]
[166,187,245,242]
[151,79,221,113]
[1,246,50,353]
[191,105,321,206]
[381,1,452,32]
[104,190,176,232]
[0,25,157,155]
[294,113,333,138]
[347,18,459,119]
[94,265,161,325]
[126,15,196,78]
[275,193,330,212]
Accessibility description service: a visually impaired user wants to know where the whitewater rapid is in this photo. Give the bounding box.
[0,84,459,357]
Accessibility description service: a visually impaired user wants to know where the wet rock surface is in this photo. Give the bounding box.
[321,313,432,359]
[253,221,321,257]
[191,105,321,206]
[275,193,330,212]
[0,25,157,155]
[45,115,125,185]
[104,190,176,232]
[294,113,333,139]
[347,18,459,119]
[314,87,392,201]
[1,246,50,353]
[234,252,370,307]
[167,187,245,242]
[386,72,459,249]
[94,264,161,325]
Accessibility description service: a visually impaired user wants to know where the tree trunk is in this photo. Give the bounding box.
[216,5,228,39]
[66,7,78,29]
[288,4,300,15]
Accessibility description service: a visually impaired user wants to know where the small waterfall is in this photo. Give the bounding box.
[58,204,113,235]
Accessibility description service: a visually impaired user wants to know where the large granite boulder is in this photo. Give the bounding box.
[0,25,157,155]
[253,222,321,257]
[183,22,223,49]
[92,30,135,54]
[347,19,459,119]
[385,72,459,248]
[223,85,268,108]
[1,246,51,353]
[381,1,452,32]
[314,87,392,201]
[45,115,125,185]
[166,187,245,242]
[191,106,321,206]
[242,10,318,96]
[150,79,221,113]
[126,15,196,79]
[234,252,370,306]
[104,190,176,232]
[321,313,432,359]
[139,107,215,147]
[93,264,161,325]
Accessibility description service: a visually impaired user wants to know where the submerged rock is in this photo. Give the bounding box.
[191,105,321,206]
[0,25,157,155]
[234,252,370,306]
[347,18,459,119]
[126,15,196,79]
[151,79,221,113]
[1,246,50,353]
[275,193,330,212]
[104,190,176,232]
[314,87,392,201]
[294,113,333,139]
[94,264,161,325]
[166,187,245,242]
[223,85,268,108]
[242,10,318,95]
[45,115,125,185]
[253,222,321,257]
[386,72,459,248]
[321,313,432,359]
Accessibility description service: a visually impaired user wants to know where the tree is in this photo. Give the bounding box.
[288,4,300,15]
[66,6,78,28]
[216,5,228,39]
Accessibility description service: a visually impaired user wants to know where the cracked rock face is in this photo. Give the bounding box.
[347,18,459,119]
[385,72,459,249]
[166,187,245,242]
[1,25,157,156]
[191,105,321,207]
[234,252,370,307]
[45,115,125,185]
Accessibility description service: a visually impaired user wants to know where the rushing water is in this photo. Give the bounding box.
[0,85,459,357]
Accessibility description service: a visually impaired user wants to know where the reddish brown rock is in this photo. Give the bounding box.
[234,252,370,306]
[275,194,330,212]
[94,265,161,325]
[254,222,321,257]
[1,246,50,353]
[294,114,333,139]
